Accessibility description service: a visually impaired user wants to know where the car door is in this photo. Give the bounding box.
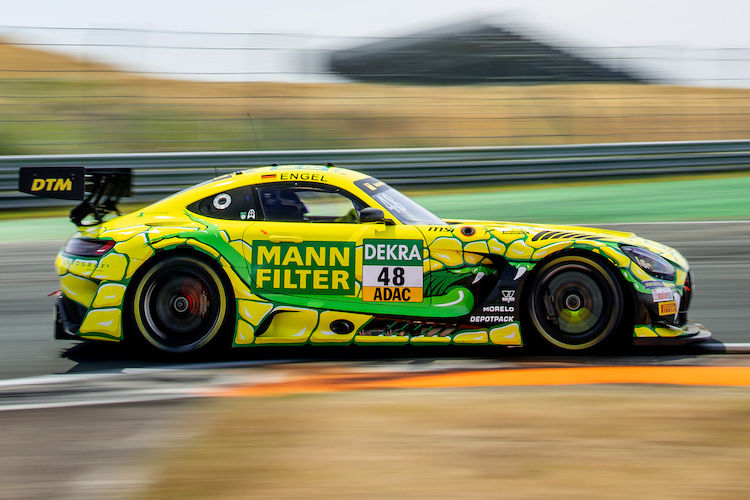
[241,182,431,316]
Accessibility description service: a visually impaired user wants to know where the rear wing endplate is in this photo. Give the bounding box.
[18,166,132,225]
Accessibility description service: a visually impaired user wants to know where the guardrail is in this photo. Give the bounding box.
[2,140,750,210]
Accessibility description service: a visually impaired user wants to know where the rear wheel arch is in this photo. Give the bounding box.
[124,248,236,354]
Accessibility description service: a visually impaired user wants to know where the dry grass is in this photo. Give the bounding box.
[3,38,750,153]
[138,386,750,499]
[0,41,119,79]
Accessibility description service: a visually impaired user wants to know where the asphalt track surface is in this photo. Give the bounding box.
[0,221,747,382]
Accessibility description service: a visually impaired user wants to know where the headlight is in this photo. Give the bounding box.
[620,245,676,281]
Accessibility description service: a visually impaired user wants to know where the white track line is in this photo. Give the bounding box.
[0,393,195,413]
[697,343,750,354]
[0,372,121,388]
[0,359,298,389]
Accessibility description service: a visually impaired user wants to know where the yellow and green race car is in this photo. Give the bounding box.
[19,164,710,354]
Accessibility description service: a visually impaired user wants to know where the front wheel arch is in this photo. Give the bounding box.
[521,250,634,353]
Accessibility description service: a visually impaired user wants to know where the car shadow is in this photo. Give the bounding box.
[59,339,725,375]
[60,341,529,373]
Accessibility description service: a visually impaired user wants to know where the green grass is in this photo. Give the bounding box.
[411,173,750,224]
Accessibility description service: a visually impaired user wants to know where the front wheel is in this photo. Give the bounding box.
[131,255,231,354]
[526,255,627,352]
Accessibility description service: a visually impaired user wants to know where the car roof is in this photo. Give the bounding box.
[245,164,370,182]
[204,165,371,191]
[148,165,375,210]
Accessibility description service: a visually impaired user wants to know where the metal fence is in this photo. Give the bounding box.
[3,140,750,210]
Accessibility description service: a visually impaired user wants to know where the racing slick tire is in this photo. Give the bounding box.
[129,254,232,354]
[525,254,628,353]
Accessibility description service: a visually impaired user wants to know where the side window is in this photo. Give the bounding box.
[257,185,362,223]
[187,186,258,221]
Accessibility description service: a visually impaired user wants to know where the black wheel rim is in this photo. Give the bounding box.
[139,260,223,351]
[531,259,621,349]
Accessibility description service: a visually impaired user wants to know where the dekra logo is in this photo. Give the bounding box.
[363,242,421,262]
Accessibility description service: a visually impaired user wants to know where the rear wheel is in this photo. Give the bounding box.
[131,255,231,354]
[526,255,626,352]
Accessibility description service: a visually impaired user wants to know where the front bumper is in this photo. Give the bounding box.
[633,321,712,346]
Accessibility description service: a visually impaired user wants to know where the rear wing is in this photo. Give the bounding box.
[18,166,132,225]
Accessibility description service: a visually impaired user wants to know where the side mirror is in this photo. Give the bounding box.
[360,207,385,223]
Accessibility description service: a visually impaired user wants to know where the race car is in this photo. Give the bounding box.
[19,164,710,354]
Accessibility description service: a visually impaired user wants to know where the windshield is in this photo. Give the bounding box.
[354,177,446,226]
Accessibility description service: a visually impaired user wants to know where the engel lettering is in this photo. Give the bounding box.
[279,173,327,182]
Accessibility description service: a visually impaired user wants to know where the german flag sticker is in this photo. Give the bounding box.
[261,174,276,179]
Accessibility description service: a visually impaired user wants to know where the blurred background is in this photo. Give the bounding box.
[2,0,750,154]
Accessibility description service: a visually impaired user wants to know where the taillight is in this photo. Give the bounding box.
[63,238,115,256]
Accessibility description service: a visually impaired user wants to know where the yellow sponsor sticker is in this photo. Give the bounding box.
[658,301,678,316]
[252,241,354,295]
[362,286,423,302]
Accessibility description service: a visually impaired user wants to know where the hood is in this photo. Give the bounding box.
[445,219,688,269]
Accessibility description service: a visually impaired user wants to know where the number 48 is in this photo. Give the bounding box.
[377,267,405,286]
